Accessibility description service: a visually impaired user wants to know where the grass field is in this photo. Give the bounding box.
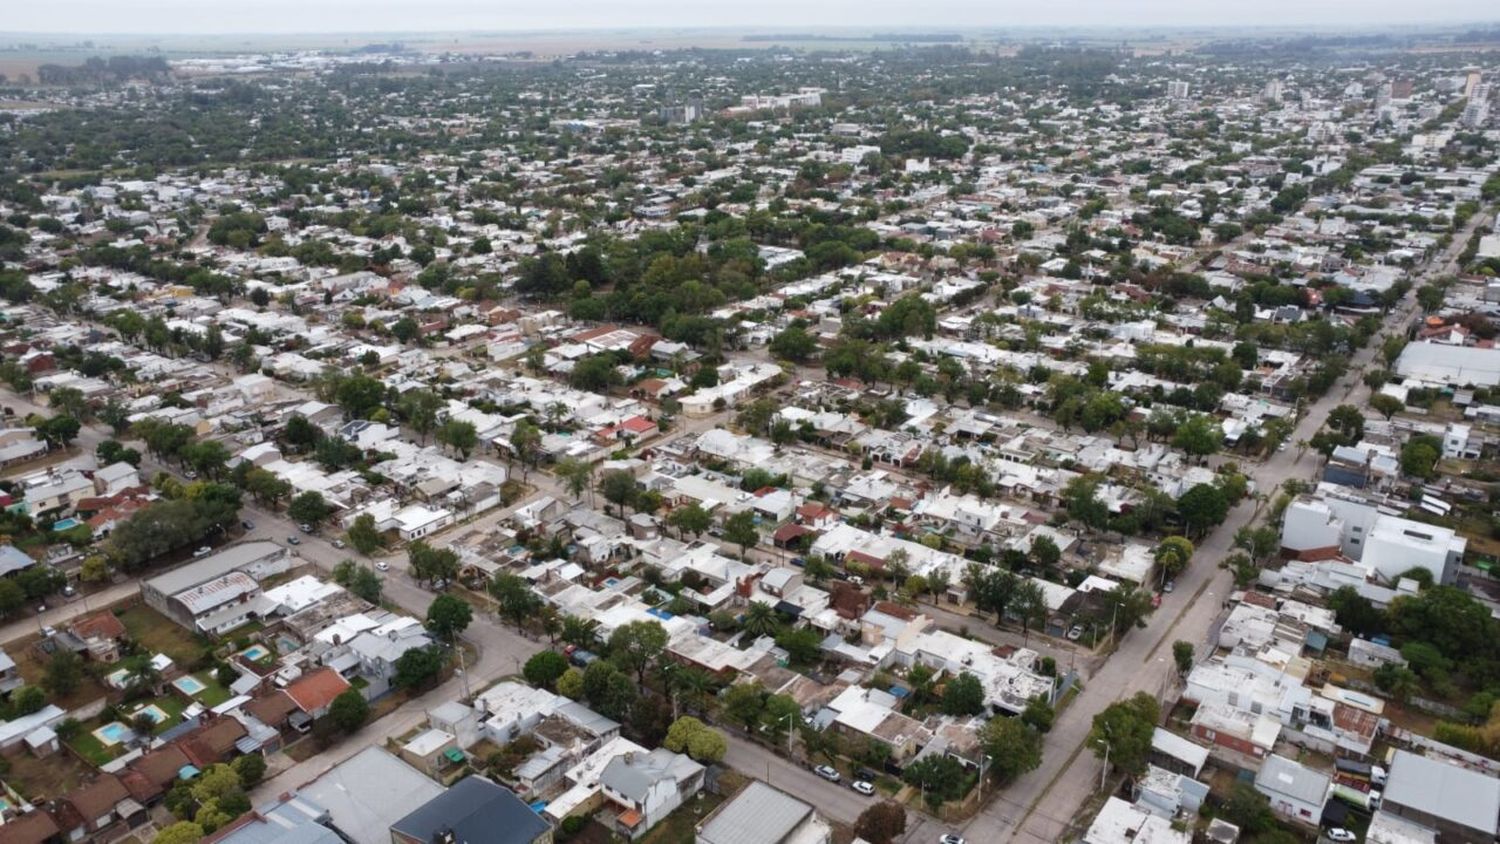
[118,605,209,667]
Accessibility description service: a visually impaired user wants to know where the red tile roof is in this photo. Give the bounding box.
[284,667,351,714]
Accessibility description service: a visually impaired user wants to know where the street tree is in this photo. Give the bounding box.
[1089,692,1160,777]
[424,594,473,643]
[982,715,1045,783]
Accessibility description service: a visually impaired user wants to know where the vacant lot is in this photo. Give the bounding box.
[118,605,209,667]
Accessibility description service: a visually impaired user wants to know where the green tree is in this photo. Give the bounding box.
[1089,692,1160,777]
[598,470,639,518]
[397,389,444,444]
[153,821,205,844]
[581,660,637,721]
[1370,393,1403,420]
[488,573,541,630]
[1172,414,1222,456]
[667,502,712,538]
[608,620,669,687]
[768,324,818,363]
[328,689,369,733]
[722,682,766,729]
[903,754,967,809]
[1153,536,1196,579]
[524,651,569,689]
[1177,484,1227,538]
[982,715,1045,782]
[425,594,473,643]
[775,626,823,664]
[1173,641,1195,675]
[663,716,727,763]
[742,602,782,638]
[287,491,331,527]
[723,510,760,558]
[941,671,986,716]
[44,648,83,697]
[853,802,907,844]
[346,513,383,555]
[233,753,266,787]
[436,418,478,459]
[557,667,585,700]
[394,646,445,691]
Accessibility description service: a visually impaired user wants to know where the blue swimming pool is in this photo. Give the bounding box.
[51,517,81,531]
[240,644,271,661]
[173,675,208,695]
[93,722,129,746]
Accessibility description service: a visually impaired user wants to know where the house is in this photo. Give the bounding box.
[1083,796,1191,844]
[695,780,831,844]
[400,728,462,778]
[283,667,351,720]
[1254,754,1330,825]
[92,462,140,496]
[0,545,37,578]
[66,612,129,663]
[290,749,443,843]
[0,647,22,694]
[0,810,61,844]
[1382,749,1500,841]
[54,774,139,843]
[203,791,341,844]
[389,776,553,844]
[597,748,705,838]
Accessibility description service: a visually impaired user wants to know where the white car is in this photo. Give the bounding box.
[375,561,390,572]
[813,765,841,783]
[1066,625,1084,641]
[1325,830,1357,843]
[940,835,966,844]
[193,546,212,558]
[851,780,875,796]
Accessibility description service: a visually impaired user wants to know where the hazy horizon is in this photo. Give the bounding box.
[6,0,1500,37]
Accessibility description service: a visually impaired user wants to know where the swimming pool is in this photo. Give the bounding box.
[240,644,271,661]
[133,704,169,725]
[93,722,130,747]
[51,517,81,532]
[173,675,208,696]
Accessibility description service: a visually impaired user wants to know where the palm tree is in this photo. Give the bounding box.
[538,606,563,645]
[561,616,602,651]
[742,602,781,638]
[665,665,714,716]
[122,654,162,700]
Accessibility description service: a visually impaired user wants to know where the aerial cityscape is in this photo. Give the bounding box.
[0,7,1498,844]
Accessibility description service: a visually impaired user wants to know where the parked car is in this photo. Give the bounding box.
[375,561,389,572]
[940,835,966,844]
[851,780,874,796]
[1066,625,1084,641]
[1163,580,1176,594]
[193,546,213,558]
[241,520,255,530]
[299,523,313,533]
[41,626,56,638]
[332,539,346,549]
[569,649,599,667]
[287,536,301,545]
[61,585,76,597]
[813,765,841,783]
[1325,830,1357,843]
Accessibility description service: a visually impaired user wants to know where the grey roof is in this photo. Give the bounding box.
[599,748,702,802]
[697,780,814,844]
[1396,343,1500,387]
[295,747,444,844]
[144,541,284,596]
[1254,754,1331,806]
[216,794,340,844]
[390,775,549,844]
[1384,749,1500,835]
[556,700,619,735]
[0,544,36,577]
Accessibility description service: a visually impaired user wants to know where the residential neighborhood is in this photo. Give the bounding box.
[0,15,1496,844]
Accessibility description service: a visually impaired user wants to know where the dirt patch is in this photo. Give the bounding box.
[10,638,111,711]
[4,747,93,803]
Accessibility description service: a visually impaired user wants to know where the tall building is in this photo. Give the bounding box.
[1167,80,1190,100]
[1465,68,1483,98]
[1261,79,1285,104]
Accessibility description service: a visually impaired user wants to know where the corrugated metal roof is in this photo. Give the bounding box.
[1384,749,1500,835]
[697,781,812,844]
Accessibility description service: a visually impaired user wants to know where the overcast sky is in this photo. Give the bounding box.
[5,0,1498,35]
